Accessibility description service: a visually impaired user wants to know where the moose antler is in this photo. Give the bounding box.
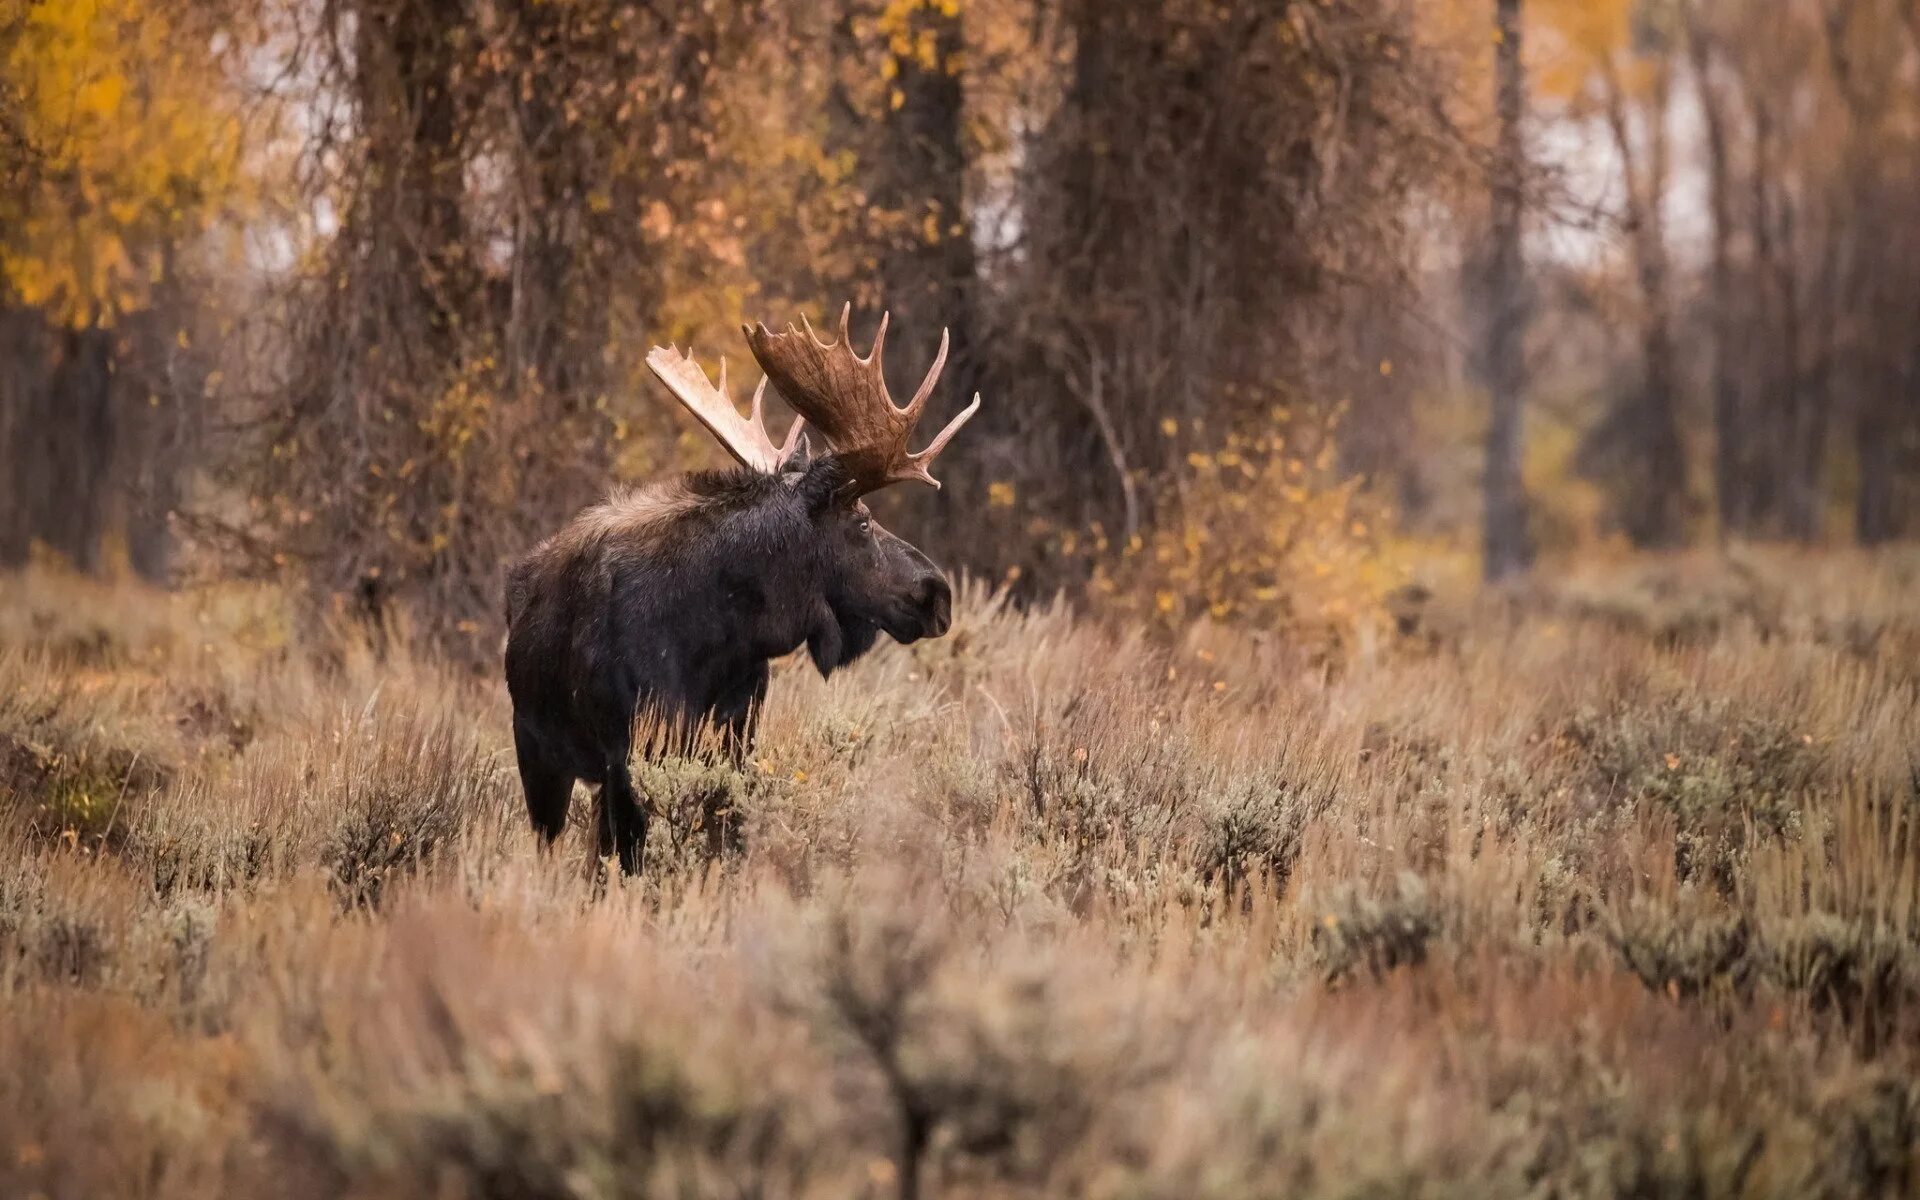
[646,344,807,474]
[743,304,981,492]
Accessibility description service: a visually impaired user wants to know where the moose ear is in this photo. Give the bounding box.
[777,431,812,474]
[793,453,855,515]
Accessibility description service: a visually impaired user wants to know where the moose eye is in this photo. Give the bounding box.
[857,517,872,536]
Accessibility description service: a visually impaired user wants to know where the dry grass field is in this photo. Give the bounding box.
[2,548,1918,1198]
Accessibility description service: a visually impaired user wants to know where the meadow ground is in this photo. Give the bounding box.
[1,548,1918,1198]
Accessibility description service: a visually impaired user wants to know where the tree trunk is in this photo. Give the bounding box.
[0,316,117,573]
[1604,58,1687,547]
[1482,0,1530,582]
[1688,17,1745,538]
[873,0,979,406]
[1817,0,1902,545]
[1854,383,1898,543]
[1774,195,1816,540]
[1786,219,1842,543]
[1,281,195,582]
[0,309,35,568]
[1745,95,1787,533]
[362,0,472,356]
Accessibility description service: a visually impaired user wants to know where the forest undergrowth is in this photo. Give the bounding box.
[2,547,1918,1198]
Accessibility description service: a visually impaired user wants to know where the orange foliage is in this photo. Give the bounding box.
[0,0,244,325]
[1083,404,1404,651]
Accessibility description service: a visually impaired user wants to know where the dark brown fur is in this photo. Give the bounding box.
[503,455,950,872]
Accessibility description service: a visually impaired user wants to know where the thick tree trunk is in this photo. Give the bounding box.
[1785,228,1842,543]
[1482,0,1530,582]
[361,0,472,356]
[120,307,187,582]
[0,316,117,573]
[1632,274,1688,547]
[1817,4,1900,546]
[824,0,978,397]
[0,310,35,568]
[1854,389,1898,543]
[1,284,195,582]
[1605,60,1687,547]
[1743,93,1825,541]
[881,3,980,539]
[824,1,983,544]
[874,0,979,406]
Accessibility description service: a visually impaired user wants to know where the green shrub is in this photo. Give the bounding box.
[1753,913,1917,1033]
[1562,700,1816,892]
[1311,873,1439,984]
[1606,893,1749,999]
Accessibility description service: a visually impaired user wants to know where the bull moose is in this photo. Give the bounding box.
[503,307,980,874]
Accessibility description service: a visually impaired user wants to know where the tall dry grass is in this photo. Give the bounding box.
[2,547,1918,1198]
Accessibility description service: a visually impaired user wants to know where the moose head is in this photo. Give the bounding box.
[644,306,979,673]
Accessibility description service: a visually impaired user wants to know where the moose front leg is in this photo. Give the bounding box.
[597,753,650,877]
[700,664,768,860]
[511,714,574,847]
[716,663,771,765]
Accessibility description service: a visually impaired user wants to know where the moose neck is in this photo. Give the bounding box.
[674,469,841,666]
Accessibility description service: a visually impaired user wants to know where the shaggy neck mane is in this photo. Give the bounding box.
[586,469,787,547]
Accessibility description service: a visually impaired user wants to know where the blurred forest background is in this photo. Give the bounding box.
[2,0,1917,653]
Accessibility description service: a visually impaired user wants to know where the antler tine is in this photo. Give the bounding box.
[903,327,949,421]
[910,391,981,467]
[746,368,809,463]
[868,310,889,380]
